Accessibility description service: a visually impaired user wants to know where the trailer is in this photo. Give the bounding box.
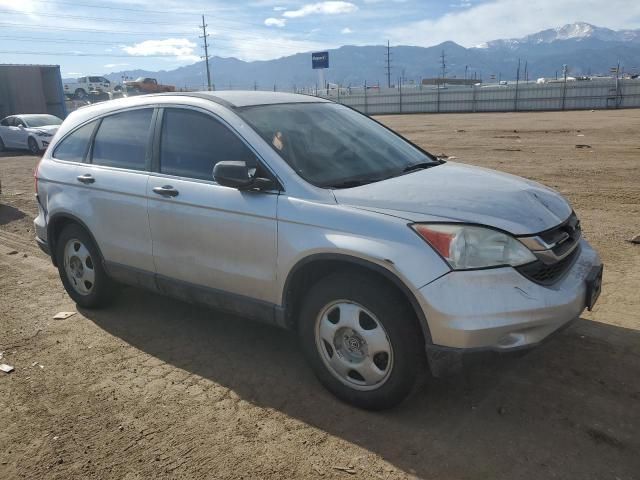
[0,64,67,119]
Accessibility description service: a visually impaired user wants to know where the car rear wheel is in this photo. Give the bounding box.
[27,137,40,155]
[0,136,5,152]
[55,224,116,308]
[299,272,423,410]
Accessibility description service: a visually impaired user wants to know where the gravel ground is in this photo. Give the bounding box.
[0,109,639,479]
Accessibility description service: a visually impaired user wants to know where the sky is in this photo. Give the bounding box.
[0,0,639,78]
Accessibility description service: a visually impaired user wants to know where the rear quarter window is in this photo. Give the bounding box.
[91,109,153,170]
[52,122,97,162]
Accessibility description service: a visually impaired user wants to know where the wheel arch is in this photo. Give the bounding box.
[47,212,103,267]
[281,253,432,345]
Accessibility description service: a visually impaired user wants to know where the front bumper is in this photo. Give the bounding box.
[35,137,51,150]
[417,238,601,351]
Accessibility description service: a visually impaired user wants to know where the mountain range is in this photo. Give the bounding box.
[101,23,640,89]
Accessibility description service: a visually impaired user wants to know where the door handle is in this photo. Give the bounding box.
[76,174,95,184]
[152,185,179,197]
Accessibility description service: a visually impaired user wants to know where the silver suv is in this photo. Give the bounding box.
[34,92,603,409]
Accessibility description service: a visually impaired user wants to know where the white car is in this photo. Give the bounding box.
[0,114,63,154]
[63,76,115,98]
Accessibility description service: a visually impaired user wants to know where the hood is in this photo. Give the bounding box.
[28,125,59,135]
[333,162,572,235]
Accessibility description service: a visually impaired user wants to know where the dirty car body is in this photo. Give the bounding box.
[33,92,603,409]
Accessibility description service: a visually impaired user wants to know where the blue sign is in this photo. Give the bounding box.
[312,51,329,69]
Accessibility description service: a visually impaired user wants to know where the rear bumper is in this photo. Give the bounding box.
[417,238,601,351]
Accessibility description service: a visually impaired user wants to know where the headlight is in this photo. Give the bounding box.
[411,224,536,270]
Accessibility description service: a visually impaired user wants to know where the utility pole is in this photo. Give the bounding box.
[440,49,447,82]
[514,58,521,111]
[199,15,212,91]
[385,40,392,88]
[561,64,568,110]
[524,60,528,82]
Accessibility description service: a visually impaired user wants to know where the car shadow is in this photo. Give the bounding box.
[0,204,26,225]
[81,286,640,478]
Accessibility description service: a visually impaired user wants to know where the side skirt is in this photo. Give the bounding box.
[104,261,281,328]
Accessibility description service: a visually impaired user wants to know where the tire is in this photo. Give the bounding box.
[298,272,424,410]
[75,88,86,99]
[27,137,40,155]
[55,224,116,308]
[0,136,5,152]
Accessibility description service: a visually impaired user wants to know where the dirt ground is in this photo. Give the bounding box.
[1,109,639,480]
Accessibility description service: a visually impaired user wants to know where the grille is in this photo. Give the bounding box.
[517,244,581,285]
[540,212,581,256]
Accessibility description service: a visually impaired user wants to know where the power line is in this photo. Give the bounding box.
[200,15,212,91]
[21,0,283,29]
[21,0,211,16]
[0,21,195,36]
[0,8,189,26]
[0,50,188,58]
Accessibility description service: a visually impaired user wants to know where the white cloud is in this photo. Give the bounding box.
[341,27,353,34]
[265,17,287,27]
[121,38,199,61]
[225,34,336,61]
[0,0,36,13]
[283,1,357,19]
[104,63,129,68]
[273,6,287,11]
[387,0,640,48]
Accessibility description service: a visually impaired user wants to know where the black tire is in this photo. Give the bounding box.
[27,137,40,155]
[298,272,424,410]
[55,223,116,308]
[0,136,5,152]
[75,88,86,99]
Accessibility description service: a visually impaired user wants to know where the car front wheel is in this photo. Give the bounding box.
[299,272,424,410]
[27,137,40,155]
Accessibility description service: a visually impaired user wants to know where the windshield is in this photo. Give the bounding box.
[236,103,438,188]
[22,115,62,128]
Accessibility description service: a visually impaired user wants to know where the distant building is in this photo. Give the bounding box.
[0,65,67,119]
[421,78,478,86]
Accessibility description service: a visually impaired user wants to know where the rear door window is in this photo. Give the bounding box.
[53,122,97,162]
[0,117,10,126]
[91,109,153,170]
[159,108,255,181]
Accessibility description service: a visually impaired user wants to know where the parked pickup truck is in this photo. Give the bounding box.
[124,77,175,94]
[63,76,116,98]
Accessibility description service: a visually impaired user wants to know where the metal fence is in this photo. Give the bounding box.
[313,79,640,115]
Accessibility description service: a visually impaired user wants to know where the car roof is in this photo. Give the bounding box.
[146,90,331,108]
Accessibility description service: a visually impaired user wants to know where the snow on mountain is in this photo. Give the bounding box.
[479,22,640,49]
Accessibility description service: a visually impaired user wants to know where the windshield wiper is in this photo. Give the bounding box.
[326,178,381,189]
[402,161,440,173]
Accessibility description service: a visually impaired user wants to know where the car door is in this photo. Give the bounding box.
[73,108,156,278]
[146,106,279,305]
[10,117,29,149]
[3,117,24,148]
[0,117,13,147]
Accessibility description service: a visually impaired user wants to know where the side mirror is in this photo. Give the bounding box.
[213,161,276,191]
